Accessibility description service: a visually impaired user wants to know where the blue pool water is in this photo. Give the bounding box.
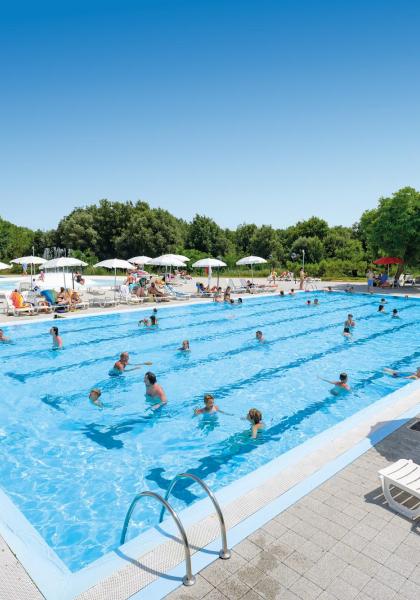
[0,292,419,572]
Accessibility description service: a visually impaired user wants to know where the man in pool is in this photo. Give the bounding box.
[50,326,63,349]
[110,352,151,375]
[320,372,350,392]
[144,371,167,410]
[383,367,420,380]
[256,330,264,342]
[392,308,400,318]
[179,340,190,351]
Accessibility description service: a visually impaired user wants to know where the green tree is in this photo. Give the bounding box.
[291,236,324,264]
[56,208,99,252]
[358,187,420,275]
[250,226,283,260]
[186,215,229,255]
[235,224,258,254]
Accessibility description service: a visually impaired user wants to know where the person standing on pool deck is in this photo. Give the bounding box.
[144,371,167,410]
[50,326,63,349]
[367,269,374,292]
[299,268,305,290]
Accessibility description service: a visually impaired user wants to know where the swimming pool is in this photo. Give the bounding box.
[0,292,419,573]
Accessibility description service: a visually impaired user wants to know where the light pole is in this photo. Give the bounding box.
[302,249,305,272]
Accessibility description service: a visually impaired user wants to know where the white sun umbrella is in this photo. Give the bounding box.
[148,255,186,282]
[192,258,227,287]
[94,258,134,300]
[0,261,11,270]
[11,255,47,286]
[236,255,267,283]
[42,257,88,289]
[128,256,152,266]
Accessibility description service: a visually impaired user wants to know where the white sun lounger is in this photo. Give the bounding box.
[378,459,420,519]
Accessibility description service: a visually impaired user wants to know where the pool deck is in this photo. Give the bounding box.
[0,285,419,600]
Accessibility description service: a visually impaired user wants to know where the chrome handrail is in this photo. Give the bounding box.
[120,490,196,586]
[159,473,231,559]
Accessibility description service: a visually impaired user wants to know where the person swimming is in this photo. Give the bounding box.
[289,288,295,295]
[383,367,420,380]
[247,408,264,438]
[279,290,285,296]
[194,394,221,415]
[344,314,355,328]
[326,286,333,292]
[139,318,151,327]
[144,371,167,410]
[0,329,11,343]
[256,330,264,342]
[314,298,319,305]
[237,297,243,304]
[380,298,387,304]
[378,304,385,313]
[320,372,350,392]
[110,352,151,375]
[50,326,63,349]
[306,300,311,305]
[150,314,158,326]
[343,326,352,338]
[179,340,190,351]
[392,308,399,318]
[89,388,103,407]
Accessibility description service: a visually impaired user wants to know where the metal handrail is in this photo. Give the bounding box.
[120,491,196,586]
[159,473,231,560]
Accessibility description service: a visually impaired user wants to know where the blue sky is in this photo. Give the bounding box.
[1,0,419,231]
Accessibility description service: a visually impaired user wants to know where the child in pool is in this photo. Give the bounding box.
[89,388,103,407]
[179,340,190,351]
[194,394,221,415]
[247,408,264,438]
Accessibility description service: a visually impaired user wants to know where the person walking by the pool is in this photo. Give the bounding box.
[50,326,63,349]
[110,352,151,375]
[383,367,420,380]
[144,371,167,410]
[247,408,264,438]
[256,330,264,342]
[319,372,350,393]
[344,314,355,328]
[299,268,305,290]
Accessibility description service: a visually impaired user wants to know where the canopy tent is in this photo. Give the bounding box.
[94,259,134,299]
[10,255,47,287]
[128,256,152,265]
[236,255,267,282]
[192,258,227,287]
[373,257,404,276]
[42,257,88,289]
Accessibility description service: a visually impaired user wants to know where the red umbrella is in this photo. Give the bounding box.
[373,257,404,265]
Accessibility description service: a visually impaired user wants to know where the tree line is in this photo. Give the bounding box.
[0,187,419,278]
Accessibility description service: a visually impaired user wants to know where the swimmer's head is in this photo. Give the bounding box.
[120,352,129,363]
[314,298,319,304]
[378,304,385,312]
[238,298,243,303]
[182,340,190,350]
[339,372,348,383]
[280,290,284,296]
[89,388,101,401]
[153,308,158,314]
[306,300,311,305]
[381,298,386,303]
[247,408,262,424]
[204,394,214,408]
[256,330,263,340]
[392,308,398,315]
[348,314,353,319]
[144,371,156,385]
[50,326,59,336]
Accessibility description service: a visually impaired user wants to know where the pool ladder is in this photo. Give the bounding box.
[120,473,231,586]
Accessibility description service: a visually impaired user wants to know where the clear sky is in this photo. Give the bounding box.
[1,0,419,231]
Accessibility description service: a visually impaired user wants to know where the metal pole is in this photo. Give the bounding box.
[302,249,305,271]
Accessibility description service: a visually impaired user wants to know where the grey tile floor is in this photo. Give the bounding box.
[165,417,420,600]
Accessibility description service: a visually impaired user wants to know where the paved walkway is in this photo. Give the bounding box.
[165,417,420,600]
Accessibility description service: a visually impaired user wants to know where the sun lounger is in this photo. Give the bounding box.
[5,296,37,316]
[378,459,420,519]
[228,279,246,293]
[165,285,191,300]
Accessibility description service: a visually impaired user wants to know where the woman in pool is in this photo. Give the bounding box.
[179,340,190,351]
[50,326,63,349]
[247,408,264,438]
[344,314,355,328]
[392,309,399,318]
[378,304,386,313]
[343,326,352,338]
